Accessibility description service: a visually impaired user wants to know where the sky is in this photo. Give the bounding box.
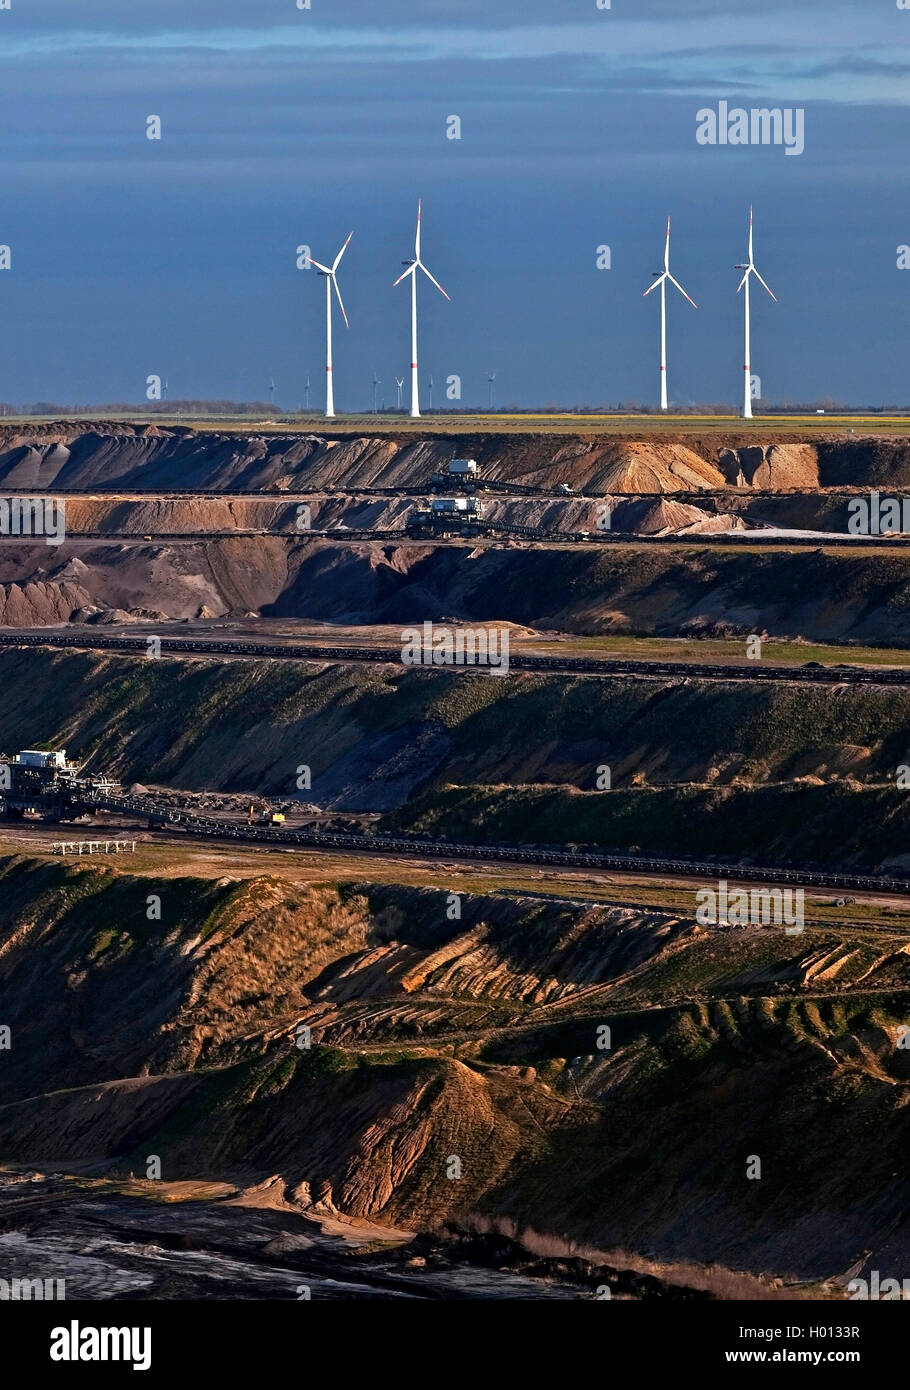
[0,0,907,411]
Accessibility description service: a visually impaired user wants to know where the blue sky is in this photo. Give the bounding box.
[0,0,906,409]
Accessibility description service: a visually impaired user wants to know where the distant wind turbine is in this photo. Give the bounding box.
[269,377,276,409]
[735,205,777,420]
[309,232,353,419]
[395,377,404,411]
[428,374,434,410]
[372,371,381,415]
[643,217,697,412]
[393,200,450,418]
[304,375,311,412]
[488,372,496,412]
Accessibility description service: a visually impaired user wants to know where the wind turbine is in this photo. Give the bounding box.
[309,232,353,418]
[269,377,277,410]
[395,377,404,411]
[372,371,381,415]
[735,205,777,420]
[428,374,434,410]
[488,372,496,412]
[304,375,311,412]
[393,200,450,418]
[643,217,697,411]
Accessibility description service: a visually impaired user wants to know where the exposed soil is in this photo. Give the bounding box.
[2,423,909,1298]
[0,424,904,493]
[0,860,905,1285]
[2,538,910,643]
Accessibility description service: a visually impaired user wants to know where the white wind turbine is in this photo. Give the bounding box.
[393,200,450,418]
[643,217,697,412]
[309,232,353,419]
[735,205,777,420]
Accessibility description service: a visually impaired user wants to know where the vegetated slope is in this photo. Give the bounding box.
[383,781,910,874]
[3,538,910,642]
[0,424,908,493]
[0,647,907,804]
[2,860,910,1278]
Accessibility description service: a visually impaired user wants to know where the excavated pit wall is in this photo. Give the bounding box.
[0,425,906,493]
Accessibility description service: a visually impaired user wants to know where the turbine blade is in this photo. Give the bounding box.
[753,267,778,302]
[332,274,349,328]
[309,259,331,275]
[419,261,451,300]
[749,204,754,263]
[643,273,666,298]
[332,231,354,273]
[664,216,671,272]
[415,199,422,260]
[736,268,750,293]
[668,274,697,308]
[393,264,417,288]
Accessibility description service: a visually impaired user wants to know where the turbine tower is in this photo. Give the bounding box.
[735,205,777,420]
[393,201,450,418]
[309,232,353,419]
[643,217,697,412]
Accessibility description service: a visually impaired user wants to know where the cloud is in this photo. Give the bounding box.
[0,6,905,109]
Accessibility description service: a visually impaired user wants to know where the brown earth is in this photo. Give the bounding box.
[56,494,745,537]
[0,538,907,644]
[0,858,907,1283]
[0,425,907,493]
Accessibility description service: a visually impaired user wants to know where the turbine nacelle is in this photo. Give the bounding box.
[736,208,777,301]
[393,204,450,299]
[394,201,451,418]
[308,234,353,418]
[643,220,697,307]
[738,206,777,419]
[643,217,697,410]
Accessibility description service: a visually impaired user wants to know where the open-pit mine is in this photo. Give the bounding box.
[2,421,910,1302]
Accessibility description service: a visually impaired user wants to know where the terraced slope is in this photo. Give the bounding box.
[4,539,910,642]
[0,424,907,493]
[0,858,908,1280]
[3,646,905,790]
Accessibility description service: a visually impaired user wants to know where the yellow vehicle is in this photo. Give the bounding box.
[247,803,285,827]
